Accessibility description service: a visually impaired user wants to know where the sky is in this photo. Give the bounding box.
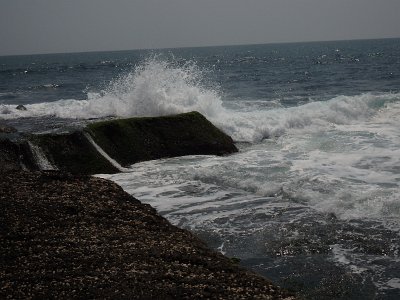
[1,0,400,56]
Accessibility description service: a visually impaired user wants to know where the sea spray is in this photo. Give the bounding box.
[0,57,225,121]
[99,56,224,118]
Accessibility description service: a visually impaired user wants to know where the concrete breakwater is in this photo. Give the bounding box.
[0,112,294,298]
[0,112,238,174]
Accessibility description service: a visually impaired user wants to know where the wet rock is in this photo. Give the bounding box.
[0,124,17,133]
[0,139,22,171]
[0,139,38,171]
[1,112,237,174]
[15,104,27,111]
[0,171,295,299]
[86,111,238,166]
[30,131,119,174]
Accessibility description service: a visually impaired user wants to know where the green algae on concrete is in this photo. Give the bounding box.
[86,111,238,166]
[2,112,237,174]
[30,131,119,174]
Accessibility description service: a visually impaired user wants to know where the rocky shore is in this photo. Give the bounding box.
[0,171,295,299]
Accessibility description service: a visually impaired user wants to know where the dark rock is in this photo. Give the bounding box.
[0,139,38,171]
[87,111,238,166]
[15,104,27,111]
[0,171,295,299]
[30,131,119,174]
[3,112,237,175]
[0,139,23,171]
[0,124,17,133]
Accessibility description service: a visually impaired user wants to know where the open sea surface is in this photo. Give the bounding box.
[1,38,400,299]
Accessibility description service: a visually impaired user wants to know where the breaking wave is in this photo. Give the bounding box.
[1,56,400,143]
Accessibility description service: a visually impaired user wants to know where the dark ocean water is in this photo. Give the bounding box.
[1,39,399,108]
[2,38,400,299]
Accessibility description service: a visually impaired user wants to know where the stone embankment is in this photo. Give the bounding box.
[0,112,237,174]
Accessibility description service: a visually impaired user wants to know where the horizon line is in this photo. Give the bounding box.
[1,36,399,58]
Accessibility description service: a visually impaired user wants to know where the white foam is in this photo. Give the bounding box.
[84,132,130,172]
[330,244,368,274]
[217,242,226,255]
[4,56,400,226]
[28,142,57,170]
[215,92,400,142]
[0,57,223,120]
[386,278,400,289]
[99,104,400,226]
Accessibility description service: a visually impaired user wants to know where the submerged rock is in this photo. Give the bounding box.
[15,104,27,111]
[0,171,295,299]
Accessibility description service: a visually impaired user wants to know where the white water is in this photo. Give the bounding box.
[28,142,57,171]
[84,132,129,172]
[98,105,400,226]
[95,92,400,294]
[3,57,400,224]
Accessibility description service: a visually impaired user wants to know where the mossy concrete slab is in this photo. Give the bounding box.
[3,112,237,175]
[86,111,238,166]
[30,131,119,174]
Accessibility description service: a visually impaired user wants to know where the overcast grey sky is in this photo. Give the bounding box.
[1,0,400,56]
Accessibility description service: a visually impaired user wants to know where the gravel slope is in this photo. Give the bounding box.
[0,171,295,299]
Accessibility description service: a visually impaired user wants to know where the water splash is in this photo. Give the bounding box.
[98,56,223,118]
[0,56,224,121]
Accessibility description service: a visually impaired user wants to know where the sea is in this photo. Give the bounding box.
[1,38,400,299]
